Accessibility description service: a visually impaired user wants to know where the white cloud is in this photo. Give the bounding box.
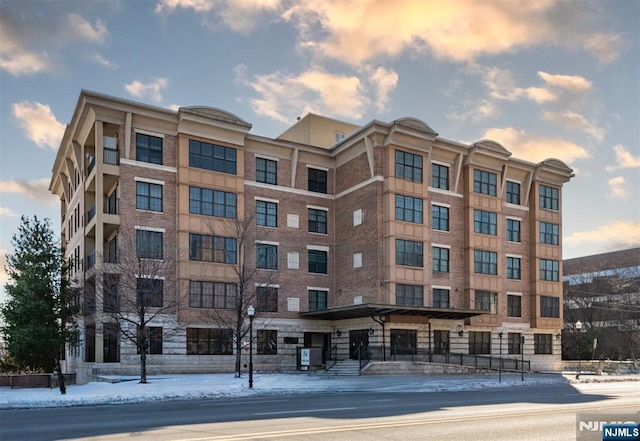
[447,99,498,123]
[564,221,640,251]
[584,32,622,65]
[541,110,605,142]
[12,102,65,149]
[90,52,118,69]
[481,127,589,164]
[479,67,557,104]
[156,0,280,32]
[67,13,108,43]
[608,177,629,199]
[0,48,51,76]
[0,207,18,217]
[524,87,557,103]
[236,64,396,122]
[606,145,640,171]
[537,71,592,93]
[0,179,57,204]
[125,78,169,103]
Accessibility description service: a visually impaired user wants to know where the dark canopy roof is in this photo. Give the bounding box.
[299,303,482,321]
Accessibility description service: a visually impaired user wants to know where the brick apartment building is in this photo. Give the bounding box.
[50,90,573,380]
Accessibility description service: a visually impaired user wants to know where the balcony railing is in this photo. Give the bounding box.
[87,155,96,175]
[104,148,119,165]
[86,251,96,270]
[87,204,96,223]
[104,195,119,215]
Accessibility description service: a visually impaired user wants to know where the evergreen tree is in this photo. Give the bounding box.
[1,216,78,384]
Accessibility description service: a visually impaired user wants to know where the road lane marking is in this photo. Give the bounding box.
[201,400,285,407]
[254,407,356,416]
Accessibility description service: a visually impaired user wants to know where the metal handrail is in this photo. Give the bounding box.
[325,344,338,371]
[357,343,370,373]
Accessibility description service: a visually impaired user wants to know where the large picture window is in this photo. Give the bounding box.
[432,246,450,273]
[540,222,559,245]
[396,284,423,306]
[136,278,163,307]
[475,290,498,314]
[308,208,327,234]
[256,157,277,185]
[309,290,328,310]
[507,219,521,242]
[189,280,237,309]
[257,200,278,227]
[506,181,521,205]
[433,288,450,308]
[507,295,521,317]
[473,169,497,196]
[257,286,278,312]
[189,140,237,174]
[474,250,497,275]
[474,209,497,235]
[189,233,237,264]
[540,296,560,318]
[186,328,233,355]
[395,194,423,224]
[136,230,163,260]
[308,168,327,193]
[540,259,559,281]
[431,164,449,190]
[534,334,552,354]
[507,256,521,280]
[257,244,278,270]
[189,186,237,219]
[395,150,422,183]
[469,331,491,354]
[257,330,277,355]
[432,205,449,231]
[308,249,328,274]
[539,185,559,211]
[396,239,423,267]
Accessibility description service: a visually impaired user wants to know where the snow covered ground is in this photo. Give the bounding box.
[0,372,580,409]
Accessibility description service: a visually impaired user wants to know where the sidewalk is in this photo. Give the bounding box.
[0,372,584,409]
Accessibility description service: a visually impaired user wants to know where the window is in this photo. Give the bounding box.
[189,139,237,174]
[139,327,163,355]
[474,210,497,235]
[189,186,237,219]
[540,296,560,318]
[506,181,521,205]
[539,185,559,210]
[396,239,423,267]
[508,333,522,354]
[395,150,422,182]
[540,221,559,245]
[475,290,498,314]
[507,256,521,280]
[189,233,237,264]
[395,194,423,223]
[257,330,277,355]
[257,286,278,312]
[433,288,450,308]
[189,280,237,309]
[186,328,233,355]
[540,259,559,281]
[256,200,278,227]
[136,133,162,165]
[136,278,163,307]
[431,163,449,189]
[507,295,521,317]
[469,331,491,354]
[434,330,449,354]
[308,168,327,193]
[534,334,552,354]
[257,244,278,270]
[103,324,120,363]
[103,274,119,313]
[474,250,497,275]
[136,230,163,259]
[308,208,327,234]
[432,205,449,231]
[136,182,163,212]
[309,290,328,310]
[396,284,423,306]
[507,219,521,242]
[256,157,277,185]
[432,246,450,273]
[390,329,417,355]
[308,249,328,274]
[473,169,497,196]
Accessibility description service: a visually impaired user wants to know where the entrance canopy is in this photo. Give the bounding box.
[299,303,482,321]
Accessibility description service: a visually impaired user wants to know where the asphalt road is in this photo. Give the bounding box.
[1,381,638,441]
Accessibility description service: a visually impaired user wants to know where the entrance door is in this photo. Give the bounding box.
[303,332,331,363]
[349,329,369,360]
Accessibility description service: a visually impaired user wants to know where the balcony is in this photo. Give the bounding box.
[86,251,96,270]
[104,195,119,215]
[87,204,96,223]
[87,155,96,175]
[104,148,119,165]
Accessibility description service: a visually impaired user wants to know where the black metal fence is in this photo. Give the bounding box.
[365,345,530,372]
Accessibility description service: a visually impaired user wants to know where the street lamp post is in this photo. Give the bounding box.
[248,304,255,389]
[498,332,503,384]
[521,335,525,382]
[575,320,583,380]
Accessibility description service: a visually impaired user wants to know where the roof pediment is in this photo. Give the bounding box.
[393,117,438,136]
[179,106,252,129]
[473,139,512,157]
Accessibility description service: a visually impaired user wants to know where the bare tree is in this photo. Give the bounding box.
[86,231,182,383]
[199,215,279,377]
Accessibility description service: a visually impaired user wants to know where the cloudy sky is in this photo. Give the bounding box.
[1,0,639,294]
